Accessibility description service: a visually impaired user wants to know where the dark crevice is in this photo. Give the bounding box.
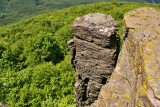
[101,77,107,84]
[68,40,76,69]
[82,78,89,101]
[114,35,120,67]
[78,75,82,80]
[71,47,76,69]
[124,27,135,41]
[124,27,129,41]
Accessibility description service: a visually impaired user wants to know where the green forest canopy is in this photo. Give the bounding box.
[0,0,159,26]
[0,2,160,107]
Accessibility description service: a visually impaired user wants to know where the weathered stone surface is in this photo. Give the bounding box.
[72,13,118,48]
[93,7,160,107]
[68,13,119,107]
[0,103,8,107]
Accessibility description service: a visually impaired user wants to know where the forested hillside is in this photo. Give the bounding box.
[0,0,111,25]
[0,2,160,107]
[0,0,159,26]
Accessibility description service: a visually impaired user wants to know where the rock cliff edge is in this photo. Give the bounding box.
[93,7,160,107]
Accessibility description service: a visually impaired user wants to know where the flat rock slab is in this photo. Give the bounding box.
[72,13,118,48]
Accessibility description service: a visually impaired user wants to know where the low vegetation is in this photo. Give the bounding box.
[0,2,160,107]
[0,0,157,26]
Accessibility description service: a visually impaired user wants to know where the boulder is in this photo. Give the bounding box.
[68,13,119,106]
[93,7,160,107]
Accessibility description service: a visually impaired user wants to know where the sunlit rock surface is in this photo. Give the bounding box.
[92,7,160,107]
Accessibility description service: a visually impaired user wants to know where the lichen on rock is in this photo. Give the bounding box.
[92,7,160,107]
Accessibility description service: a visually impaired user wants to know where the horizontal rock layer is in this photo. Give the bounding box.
[68,13,119,107]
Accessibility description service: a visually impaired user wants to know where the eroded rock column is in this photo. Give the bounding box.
[68,13,118,107]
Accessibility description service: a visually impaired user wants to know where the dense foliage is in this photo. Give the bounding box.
[0,0,158,26]
[0,0,112,26]
[0,2,160,107]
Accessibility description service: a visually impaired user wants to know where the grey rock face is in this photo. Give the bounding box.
[68,13,119,107]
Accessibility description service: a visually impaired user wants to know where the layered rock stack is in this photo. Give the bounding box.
[68,13,119,106]
[93,8,160,107]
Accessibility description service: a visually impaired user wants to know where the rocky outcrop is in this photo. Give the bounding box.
[92,7,160,107]
[68,13,119,107]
